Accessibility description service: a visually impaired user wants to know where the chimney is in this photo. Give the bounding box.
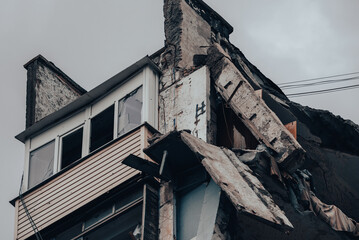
[162,0,233,74]
[24,55,86,128]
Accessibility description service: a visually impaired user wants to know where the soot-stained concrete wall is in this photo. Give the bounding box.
[34,63,80,122]
[25,56,83,128]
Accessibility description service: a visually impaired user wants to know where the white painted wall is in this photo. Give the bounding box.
[159,66,210,141]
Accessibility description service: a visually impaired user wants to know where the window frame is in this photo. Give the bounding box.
[25,65,159,190]
[89,104,115,153]
[117,85,144,138]
[58,125,85,170]
[77,198,143,239]
[27,139,56,189]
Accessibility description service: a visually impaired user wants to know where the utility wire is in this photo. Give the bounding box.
[281,76,359,89]
[278,71,359,86]
[287,83,359,98]
[19,175,44,240]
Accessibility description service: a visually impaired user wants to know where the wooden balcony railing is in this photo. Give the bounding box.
[13,123,156,240]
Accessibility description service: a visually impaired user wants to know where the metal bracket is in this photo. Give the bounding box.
[159,150,168,176]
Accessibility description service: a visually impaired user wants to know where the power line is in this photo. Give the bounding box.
[287,83,359,98]
[19,175,44,240]
[278,71,359,86]
[281,76,359,89]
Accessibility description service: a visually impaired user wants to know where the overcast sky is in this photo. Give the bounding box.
[1,0,358,238]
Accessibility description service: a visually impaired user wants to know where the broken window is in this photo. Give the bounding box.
[118,86,143,136]
[90,105,114,152]
[60,127,83,169]
[28,140,55,189]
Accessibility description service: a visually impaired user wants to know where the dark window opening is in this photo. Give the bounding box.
[84,201,113,230]
[118,87,143,136]
[90,105,114,152]
[49,222,83,240]
[61,128,83,169]
[41,184,146,240]
[83,204,142,240]
[217,103,259,150]
[28,141,55,189]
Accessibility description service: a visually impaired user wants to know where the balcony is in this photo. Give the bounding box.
[12,123,157,240]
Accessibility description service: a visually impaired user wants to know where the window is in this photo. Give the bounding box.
[177,183,206,240]
[45,186,144,240]
[28,140,55,189]
[84,202,113,230]
[118,87,143,136]
[83,204,142,240]
[90,105,114,152]
[61,127,83,169]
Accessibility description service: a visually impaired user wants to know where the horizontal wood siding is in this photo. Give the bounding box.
[15,126,150,240]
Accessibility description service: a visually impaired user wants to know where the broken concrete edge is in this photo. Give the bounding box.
[143,130,294,232]
[205,43,305,173]
[178,131,294,232]
[163,0,184,70]
[184,0,233,37]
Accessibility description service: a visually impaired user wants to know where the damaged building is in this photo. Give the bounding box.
[10,0,359,239]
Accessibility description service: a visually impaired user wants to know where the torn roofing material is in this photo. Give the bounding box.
[290,169,359,236]
[144,130,293,231]
[16,56,161,143]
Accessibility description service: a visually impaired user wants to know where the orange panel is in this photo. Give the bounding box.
[285,121,297,140]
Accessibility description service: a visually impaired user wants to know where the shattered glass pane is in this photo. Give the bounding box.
[28,140,55,189]
[118,87,143,136]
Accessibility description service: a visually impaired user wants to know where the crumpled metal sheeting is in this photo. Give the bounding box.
[310,193,359,236]
[290,169,359,236]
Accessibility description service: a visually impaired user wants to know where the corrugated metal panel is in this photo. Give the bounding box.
[15,126,151,240]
